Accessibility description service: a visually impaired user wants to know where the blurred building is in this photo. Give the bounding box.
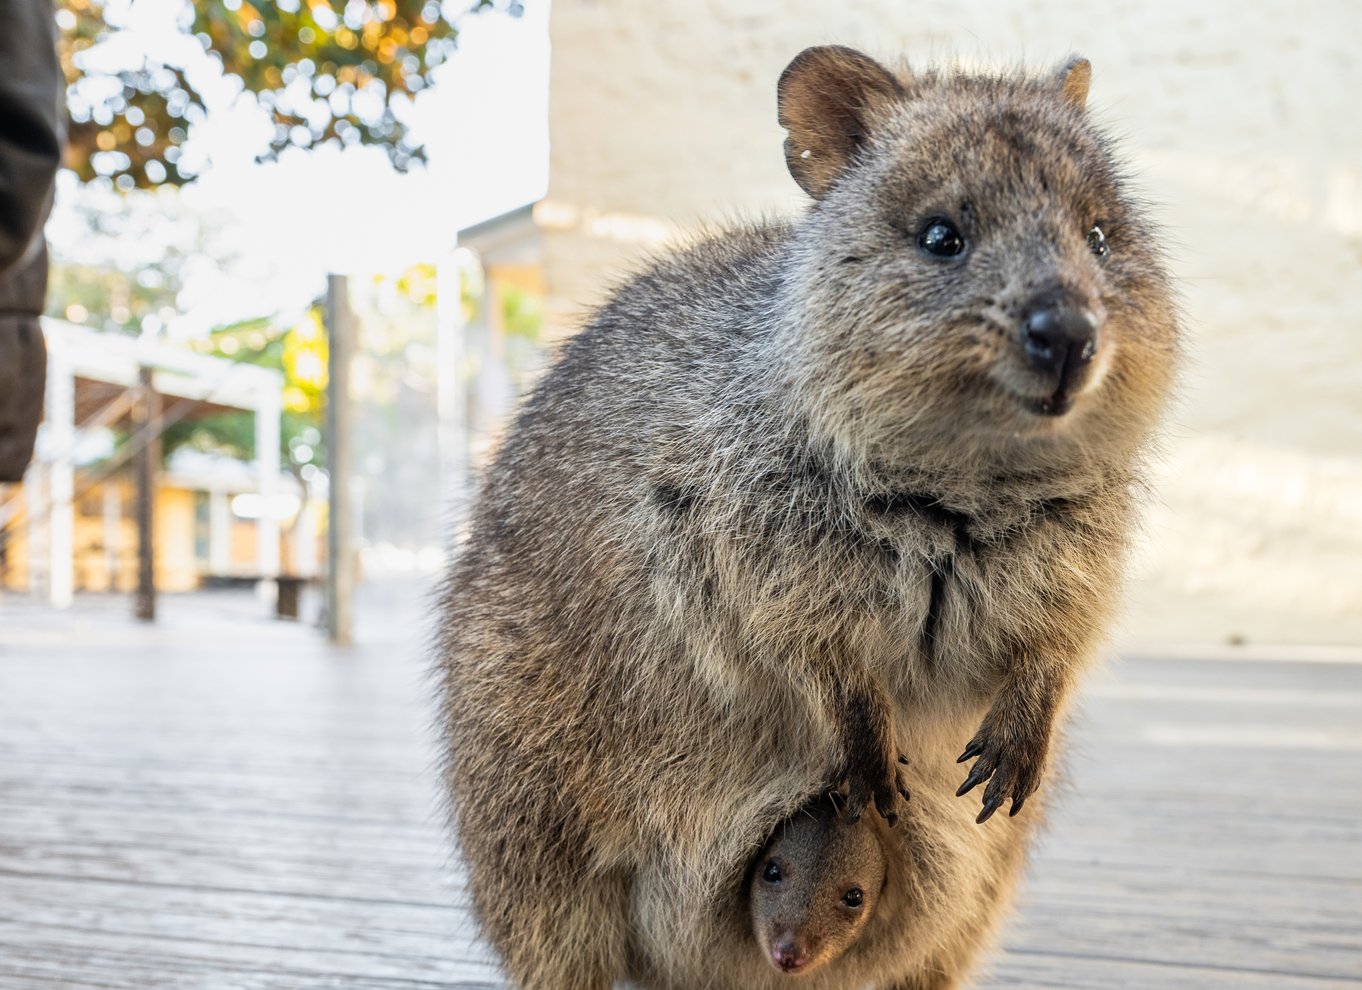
[451,205,547,470]
[520,0,1362,647]
[1,459,304,596]
[0,319,319,602]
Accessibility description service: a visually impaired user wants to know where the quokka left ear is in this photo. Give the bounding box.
[1056,56,1092,110]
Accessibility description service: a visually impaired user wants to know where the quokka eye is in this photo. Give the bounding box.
[917,218,966,258]
[842,887,864,908]
[763,861,782,883]
[1086,224,1109,258]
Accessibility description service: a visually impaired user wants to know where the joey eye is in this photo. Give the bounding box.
[842,887,864,908]
[917,219,965,258]
[1086,224,1109,258]
[762,861,782,884]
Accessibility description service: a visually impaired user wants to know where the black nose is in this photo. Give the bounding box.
[1023,304,1099,383]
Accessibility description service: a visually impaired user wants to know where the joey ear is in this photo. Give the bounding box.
[777,46,905,200]
[1056,56,1092,109]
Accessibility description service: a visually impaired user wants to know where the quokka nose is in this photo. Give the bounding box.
[1022,305,1099,382]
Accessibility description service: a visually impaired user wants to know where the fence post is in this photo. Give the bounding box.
[133,365,159,622]
[324,275,354,645]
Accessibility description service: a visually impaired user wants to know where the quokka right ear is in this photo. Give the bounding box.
[1055,56,1092,109]
[777,46,905,200]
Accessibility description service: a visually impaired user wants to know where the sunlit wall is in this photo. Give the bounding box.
[540,0,1362,647]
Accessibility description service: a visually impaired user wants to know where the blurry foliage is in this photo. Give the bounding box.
[391,261,438,308]
[347,267,442,551]
[45,187,228,332]
[499,281,540,341]
[48,260,178,336]
[60,0,523,189]
[165,311,328,476]
[355,264,439,403]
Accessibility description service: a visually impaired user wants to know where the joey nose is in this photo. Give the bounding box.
[1022,305,1099,382]
[771,938,808,972]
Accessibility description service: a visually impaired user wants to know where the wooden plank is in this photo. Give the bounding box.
[993,651,1362,988]
[988,949,1362,989]
[0,589,1359,988]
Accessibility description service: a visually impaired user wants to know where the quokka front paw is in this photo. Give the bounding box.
[956,724,1046,824]
[832,753,912,827]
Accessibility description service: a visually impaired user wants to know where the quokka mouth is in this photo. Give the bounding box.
[1031,389,1075,417]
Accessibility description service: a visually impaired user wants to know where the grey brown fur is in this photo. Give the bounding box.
[436,46,1179,990]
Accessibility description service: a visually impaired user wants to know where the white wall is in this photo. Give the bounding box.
[543,0,1362,647]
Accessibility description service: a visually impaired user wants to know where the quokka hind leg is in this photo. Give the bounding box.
[467,855,629,990]
[455,787,628,990]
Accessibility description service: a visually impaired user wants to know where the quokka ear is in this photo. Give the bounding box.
[1056,56,1092,110]
[777,46,905,200]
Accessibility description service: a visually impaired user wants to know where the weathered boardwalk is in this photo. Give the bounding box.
[1,588,1358,988]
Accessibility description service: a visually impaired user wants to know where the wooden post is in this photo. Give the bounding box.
[102,481,121,592]
[208,489,230,578]
[254,377,282,593]
[324,275,354,645]
[46,348,75,608]
[133,366,159,622]
[25,462,47,596]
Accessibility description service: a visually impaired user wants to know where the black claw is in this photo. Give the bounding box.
[1009,795,1027,817]
[897,784,911,803]
[957,740,985,764]
[874,787,897,817]
[898,754,910,765]
[956,764,990,797]
[976,793,1003,824]
[884,811,898,827]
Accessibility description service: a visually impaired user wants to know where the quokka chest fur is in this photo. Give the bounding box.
[437,45,1179,990]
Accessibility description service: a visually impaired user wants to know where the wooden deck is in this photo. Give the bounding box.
[1,587,1358,988]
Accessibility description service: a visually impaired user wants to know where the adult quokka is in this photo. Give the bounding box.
[437,45,1180,990]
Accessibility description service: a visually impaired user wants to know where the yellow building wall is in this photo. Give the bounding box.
[71,484,136,593]
[0,503,30,591]
[229,518,257,571]
[1,477,264,595]
[155,487,199,593]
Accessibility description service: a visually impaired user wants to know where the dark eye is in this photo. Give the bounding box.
[762,861,782,884]
[842,887,864,908]
[1086,224,1109,258]
[918,219,965,258]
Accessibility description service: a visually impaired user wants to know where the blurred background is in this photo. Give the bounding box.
[2,0,1359,650]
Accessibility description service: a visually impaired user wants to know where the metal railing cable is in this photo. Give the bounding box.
[0,357,280,541]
